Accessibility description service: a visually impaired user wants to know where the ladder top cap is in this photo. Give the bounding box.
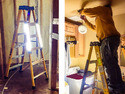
[29,7,34,10]
[19,6,34,10]
[90,42,101,46]
[19,6,29,10]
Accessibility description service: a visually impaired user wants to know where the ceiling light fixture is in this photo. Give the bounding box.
[78,25,87,34]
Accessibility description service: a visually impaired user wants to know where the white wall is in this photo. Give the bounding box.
[2,0,15,64]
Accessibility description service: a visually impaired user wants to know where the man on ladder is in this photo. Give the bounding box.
[79,0,124,94]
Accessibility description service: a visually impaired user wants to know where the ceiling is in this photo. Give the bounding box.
[65,0,125,21]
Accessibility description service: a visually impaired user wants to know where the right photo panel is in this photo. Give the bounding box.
[64,0,125,94]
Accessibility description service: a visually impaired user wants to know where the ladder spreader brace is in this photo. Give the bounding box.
[80,42,109,94]
[5,6,48,89]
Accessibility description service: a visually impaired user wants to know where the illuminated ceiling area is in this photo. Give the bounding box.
[65,0,125,22]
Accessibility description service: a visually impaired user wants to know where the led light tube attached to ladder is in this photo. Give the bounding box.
[35,23,43,48]
[24,23,32,52]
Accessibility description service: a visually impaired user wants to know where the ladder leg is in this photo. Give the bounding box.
[80,46,93,94]
[32,10,36,22]
[40,49,48,79]
[20,10,27,71]
[92,61,98,94]
[16,37,19,64]
[20,35,26,71]
[29,54,35,88]
[5,10,23,78]
[94,46,109,94]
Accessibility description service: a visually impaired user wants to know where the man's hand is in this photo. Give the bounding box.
[80,15,86,21]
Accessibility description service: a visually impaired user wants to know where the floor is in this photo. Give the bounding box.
[0,61,59,94]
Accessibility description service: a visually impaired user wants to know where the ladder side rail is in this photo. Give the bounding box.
[94,46,109,94]
[31,9,38,56]
[29,54,35,88]
[92,61,98,94]
[16,34,19,64]
[40,49,48,78]
[32,10,48,78]
[5,10,23,77]
[27,9,31,23]
[27,8,36,88]
[20,10,27,67]
[32,9,37,22]
[80,45,93,94]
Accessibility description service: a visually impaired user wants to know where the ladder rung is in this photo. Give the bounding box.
[90,60,97,64]
[10,64,22,70]
[12,54,24,59]
[15,42,23,44]
[95,79,102,83]
[31,47,41,51]
[30,34,37,38]
[32,59,44,66]
[19,21,25,23]
[17,33,25,36]
[14,43,25,48]
[31,41,37,42]
[84,84,102,91]
[19,21,36,26]
[29,23,36,26]
[34,71,46,79]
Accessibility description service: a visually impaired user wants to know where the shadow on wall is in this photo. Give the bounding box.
[112,0,125,6]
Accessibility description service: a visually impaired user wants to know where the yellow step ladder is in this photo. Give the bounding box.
[80,42,109,94]
[5,6,48,89]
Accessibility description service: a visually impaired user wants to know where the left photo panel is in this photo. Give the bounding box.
[0,0,59,94]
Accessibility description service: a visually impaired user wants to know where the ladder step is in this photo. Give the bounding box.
[31,41,37,42]
[12,54,24,59]
[90,60,97,64]
[84,84,103,91]
[32,59,44,66]
[29,23,36,26]
[30,34,37,38]
[31,47,41,51]
[19,20,25,23]
[34,71,46,79]
[10,64,22,70]
[17,33,25,36]
[19,21,36,26]
[95,79,102,83]
[14,43,25,48]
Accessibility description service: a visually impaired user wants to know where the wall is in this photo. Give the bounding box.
[42,0,51,60]
[113,14,125,35]
[2,0,15,64]
[70,23,98,71]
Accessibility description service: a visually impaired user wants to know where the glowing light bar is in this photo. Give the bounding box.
[85,76,94,86]
[35,23,43,48]
[23,23,32,52]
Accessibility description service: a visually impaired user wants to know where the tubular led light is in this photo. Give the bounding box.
[85,76,94,85]
[36,23,43,48]
[24,23,32,52]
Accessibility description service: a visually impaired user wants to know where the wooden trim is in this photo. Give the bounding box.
[65,17,82,26]
[13,0,16,27]
[0,0,6,78]
[51,0,59,90]
[28,0,30,6]
[40,0,42,31]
